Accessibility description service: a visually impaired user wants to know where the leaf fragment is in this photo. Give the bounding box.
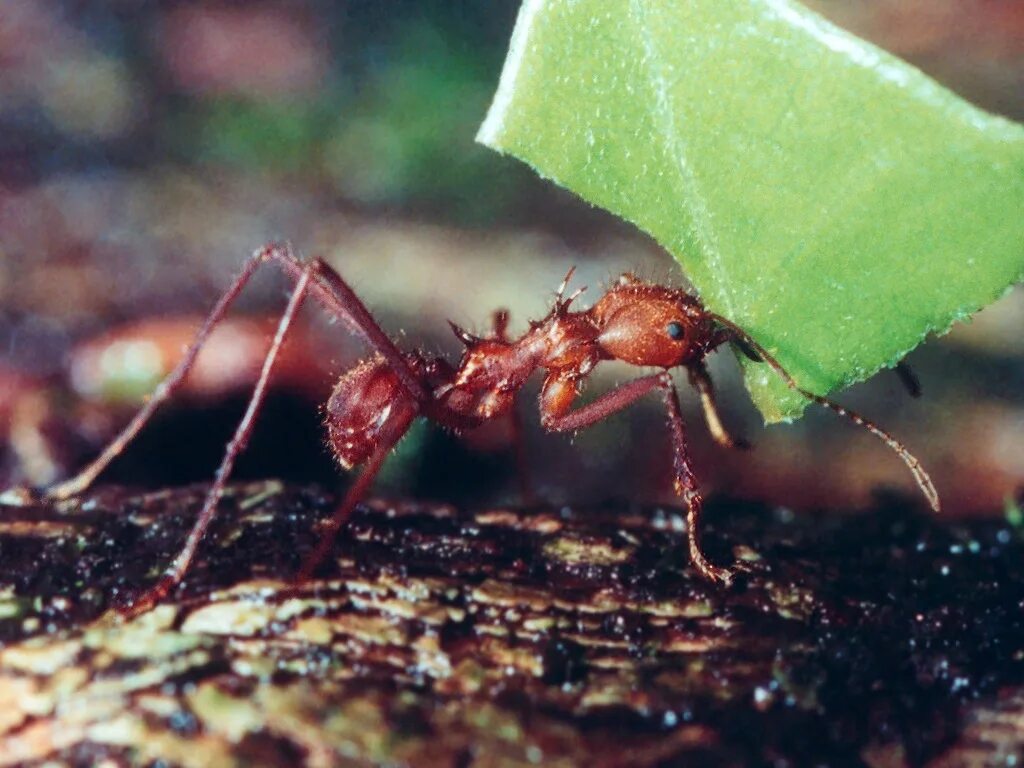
[479,0,1024,420]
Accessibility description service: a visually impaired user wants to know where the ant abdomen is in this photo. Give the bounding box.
[325,355,417,470]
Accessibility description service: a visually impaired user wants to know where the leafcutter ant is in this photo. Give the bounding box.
[32,243,940,615]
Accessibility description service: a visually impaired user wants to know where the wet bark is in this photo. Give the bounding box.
[0,483,1022,767]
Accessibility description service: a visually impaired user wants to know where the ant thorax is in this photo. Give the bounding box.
[449,276,720,408]
[443,310,601,422]
[532,310,604,376]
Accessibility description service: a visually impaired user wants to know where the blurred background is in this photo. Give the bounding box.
[0,0,1021,516]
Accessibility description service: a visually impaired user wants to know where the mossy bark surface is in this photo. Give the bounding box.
[0,483,1022,766]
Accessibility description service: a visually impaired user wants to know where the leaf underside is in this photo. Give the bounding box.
[478,0,1024,421]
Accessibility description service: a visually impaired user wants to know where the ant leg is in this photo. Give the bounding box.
[661,378,734,585]
[46,251,269,500]
[295,423,407,584]
[122,265,315,618]
[258,245,427,403]
[540,372,732,584]
[687,362,749,450]
[540,373,661,432]
[46,243,424,501]
[490,308,535,503]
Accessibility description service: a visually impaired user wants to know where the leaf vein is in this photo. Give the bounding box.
[628,0,735,315]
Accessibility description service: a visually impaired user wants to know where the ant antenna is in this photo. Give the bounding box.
[710,313,940,513]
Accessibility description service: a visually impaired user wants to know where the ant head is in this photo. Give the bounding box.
[590,276,714,368]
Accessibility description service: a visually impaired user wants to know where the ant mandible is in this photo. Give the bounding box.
[40,243,940,616]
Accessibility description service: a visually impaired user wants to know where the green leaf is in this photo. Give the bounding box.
[477,0,1024,421]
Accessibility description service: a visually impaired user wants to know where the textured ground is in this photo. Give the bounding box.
[0,483,1022,767]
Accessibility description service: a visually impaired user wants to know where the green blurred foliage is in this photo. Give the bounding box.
[161,13,527,222]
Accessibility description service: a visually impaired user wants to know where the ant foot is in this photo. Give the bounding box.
[0,486,42,506]
[43,478,85,502]
[117,575,177,619]
[703,563,735,587]
[689,551,734,587]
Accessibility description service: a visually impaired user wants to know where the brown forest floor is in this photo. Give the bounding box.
[0,484,1022,766]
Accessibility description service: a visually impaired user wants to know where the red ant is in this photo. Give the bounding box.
[30,243,939,616]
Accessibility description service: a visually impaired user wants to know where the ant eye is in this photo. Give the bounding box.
[666,321,685,341]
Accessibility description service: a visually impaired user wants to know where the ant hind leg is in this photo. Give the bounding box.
[121,265,316,617]
[44,252,270,501]
[46,242,426,503]
[295,424,407,584]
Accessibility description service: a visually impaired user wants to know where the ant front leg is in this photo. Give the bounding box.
[687,362,749,450]
[540,371,733,585]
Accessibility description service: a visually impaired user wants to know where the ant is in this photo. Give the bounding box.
[29,243,939,616]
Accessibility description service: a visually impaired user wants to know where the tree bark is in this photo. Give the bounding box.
[0,483,1021,767]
